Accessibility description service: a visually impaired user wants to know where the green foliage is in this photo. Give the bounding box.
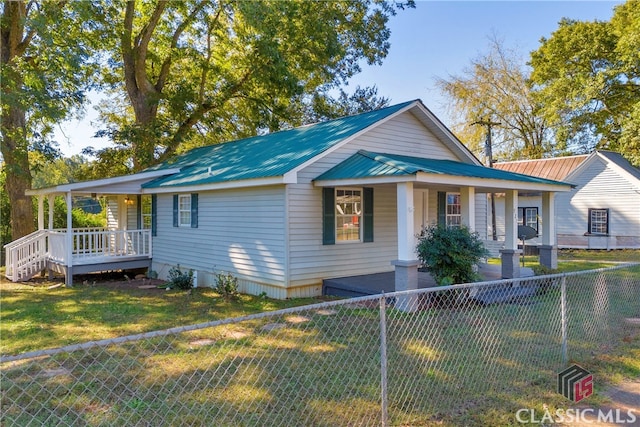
[1,1,105,239]
[167,265,194,290]
[416,225,489,286]
[436,36,552,161]
[93,0,414,171]
[213,271,239,300]
[530,1,640,165]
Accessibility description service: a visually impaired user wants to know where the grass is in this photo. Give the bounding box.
[0,277,322,356]
[1,257,639,426]
[486,248,640,274]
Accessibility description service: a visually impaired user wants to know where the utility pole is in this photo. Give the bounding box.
[473,119,501,241]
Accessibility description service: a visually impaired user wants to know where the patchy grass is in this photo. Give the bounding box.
[0,273,323,356]
[1,263,639,426]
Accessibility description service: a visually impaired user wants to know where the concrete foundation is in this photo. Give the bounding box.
[392,259,421,311]
[539,245,558,270]
[500,249,522,279]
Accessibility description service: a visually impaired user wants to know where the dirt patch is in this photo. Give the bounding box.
[6,271,167,293]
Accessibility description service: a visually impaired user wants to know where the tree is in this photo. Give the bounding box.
[1,1,100,240]
[300,86,390,124]
[530,1,640,165]
[436,35,553,162]
[93,0,413,172]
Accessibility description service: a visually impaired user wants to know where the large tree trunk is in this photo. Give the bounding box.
[1,1,35,240]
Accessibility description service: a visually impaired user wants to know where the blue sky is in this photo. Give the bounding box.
[56,1,622,157]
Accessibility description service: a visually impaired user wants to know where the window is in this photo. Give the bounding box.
[141,195,152,230]
[518,207,538,232]
[173,193,198,228]
[336,188,362,242]
[178,195,191,227]
[588,208,609,235]
[446,193,461,227]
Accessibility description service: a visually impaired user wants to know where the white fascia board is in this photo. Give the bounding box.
[26,168,181,196]
[285,101,419,180]
[313,175,416,187]
[313,172,571,192]
[562,152,598,183]
[414,172,572,192]
[142,176,286,194]
[595,152,640,190]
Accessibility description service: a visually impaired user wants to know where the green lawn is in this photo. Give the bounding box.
[0,278,321,356]
[1,255,639,426]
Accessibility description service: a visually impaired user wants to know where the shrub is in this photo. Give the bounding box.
[416,224,489,286]
[214,271,239,300]
[167,265,194,290]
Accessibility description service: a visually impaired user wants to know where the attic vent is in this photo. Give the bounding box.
[208,166,213,175]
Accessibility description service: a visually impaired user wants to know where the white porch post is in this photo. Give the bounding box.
[37,196,44,230]
[65,191,74,287]
[48,195,55,230]
[460,186,475,230]
[539,191,558,269]
[392,182,420,311]
[500,189,521,278]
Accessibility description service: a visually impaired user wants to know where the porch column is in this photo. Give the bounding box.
[65,191,73,287]
[539,192,558,269]
[500,189,521,278]
[393,182,420,311]
[37,196,45,230]
[460,186,475,230]
[48,195,55,230]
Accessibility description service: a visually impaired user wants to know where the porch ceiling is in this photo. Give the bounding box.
[313,150,573,193]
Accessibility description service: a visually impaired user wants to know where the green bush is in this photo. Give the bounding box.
[416,224,489,286]
[214,271,239,300]
[167,265,194,290]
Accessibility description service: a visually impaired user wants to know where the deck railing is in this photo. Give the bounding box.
[4,229,152,282]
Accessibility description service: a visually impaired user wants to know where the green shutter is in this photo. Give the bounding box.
[363,187,373,242]
[151,194,157,236]
[190,193,198,228]
[322,187,335,245]
[173,194,179,227]
[437,191,446,227]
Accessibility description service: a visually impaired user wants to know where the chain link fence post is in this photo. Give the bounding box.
[379,294,388,427]
[561,274,568,366]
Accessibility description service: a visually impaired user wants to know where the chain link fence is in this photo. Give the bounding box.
[2,264,639,426]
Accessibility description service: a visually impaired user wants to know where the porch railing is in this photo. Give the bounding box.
[4,230,49,281]
[4,229,152,282]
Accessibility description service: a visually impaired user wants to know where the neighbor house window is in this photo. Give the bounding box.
[588,208,609,234]
[446,193,461,227]
[336,188,362,242]
[518,207,538,232]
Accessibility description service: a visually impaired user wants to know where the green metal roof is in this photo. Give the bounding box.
[315,150,572,186]
[142,100,415,189]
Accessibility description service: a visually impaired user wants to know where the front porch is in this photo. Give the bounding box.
[4,228,152,284]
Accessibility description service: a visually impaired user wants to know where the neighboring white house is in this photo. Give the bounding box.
[492,151,640,250]
[6,100,572,298]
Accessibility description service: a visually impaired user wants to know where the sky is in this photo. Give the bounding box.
[55,0,622,157]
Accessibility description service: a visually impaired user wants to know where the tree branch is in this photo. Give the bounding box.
[155,0,210,92]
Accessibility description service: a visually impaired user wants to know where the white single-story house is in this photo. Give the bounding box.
[492,151,640,251]
[5,100,572,298]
